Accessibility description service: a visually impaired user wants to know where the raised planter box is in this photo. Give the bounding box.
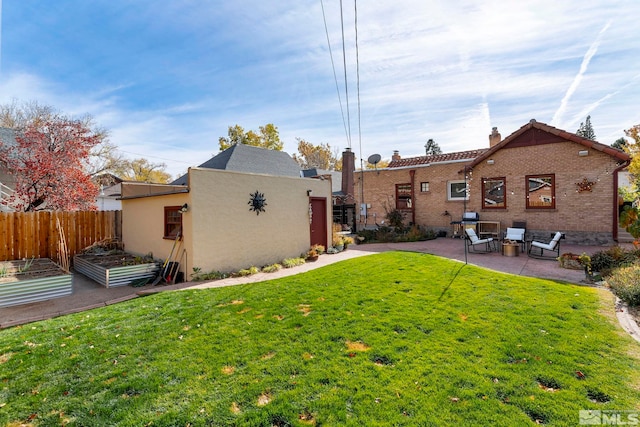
[0,258,72,308]
[74,253,159,288]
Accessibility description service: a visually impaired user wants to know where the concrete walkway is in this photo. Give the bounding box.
[1,238,637,336]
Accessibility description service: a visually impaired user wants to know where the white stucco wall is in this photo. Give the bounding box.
[121,167,332,279]
[188,167,332,273]
[122,193,192,278]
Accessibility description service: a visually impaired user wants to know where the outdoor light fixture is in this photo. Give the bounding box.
[307,189,313,196]
[578,150,589,157]
[179,203,189,213]
[487,159,495,165]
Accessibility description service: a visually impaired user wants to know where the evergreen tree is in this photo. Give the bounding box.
[425,138,442,155]
[576,116,596,140]
[612,137,627,151]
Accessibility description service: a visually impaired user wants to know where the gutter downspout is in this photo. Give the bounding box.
[613,160,630,242]
[410,169,416,225]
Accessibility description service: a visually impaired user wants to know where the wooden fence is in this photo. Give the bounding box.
[0,211,121,261]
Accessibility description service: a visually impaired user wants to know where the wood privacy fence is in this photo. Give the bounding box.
[0,211,121,261]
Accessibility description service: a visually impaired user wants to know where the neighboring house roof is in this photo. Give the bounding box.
[172,144,302,185]
[0,127,17,148]
[302,168,343,193]
[94,173,124,187]
[388,149,488,168]
[100,182,122,198]
[466,119,630,169]
[120,182,189,200]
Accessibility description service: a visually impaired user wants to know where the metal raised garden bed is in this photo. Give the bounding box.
[74,253,159,288]
[0,258,72,308]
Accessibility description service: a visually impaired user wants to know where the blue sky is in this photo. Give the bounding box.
[1,1,639,178]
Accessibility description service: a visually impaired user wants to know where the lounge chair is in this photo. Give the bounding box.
[465,228,496,253]
[528,232,564,259]
[504,227,526,251]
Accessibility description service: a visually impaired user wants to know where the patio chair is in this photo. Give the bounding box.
[465,228,496,253]
[504,227,526,252]
[527,231,564,259]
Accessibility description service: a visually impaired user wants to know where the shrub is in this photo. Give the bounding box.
[375,226,395,242]
[190,267,228,281]
[262,264,282,273]
[238,266,260,276]
[607,264,640,306]
[282,257,306,268]
[385,208,405,232]
[590,246,640,276]
[590,251,616,275]
[357,229,377,243]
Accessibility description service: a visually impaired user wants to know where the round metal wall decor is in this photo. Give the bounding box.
[248,190,267,215]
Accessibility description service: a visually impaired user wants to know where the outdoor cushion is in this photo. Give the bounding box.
[465,228,495,251]
[466,228,491,243]
[530,232,563,250]
[505,227,525,241]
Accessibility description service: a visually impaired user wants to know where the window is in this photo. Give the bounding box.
[526,174,555,209]
[396,183,412,209]
[482,177,506,209]
[164,206,182,239]
[420,182,430,192]
[448,180,468,201]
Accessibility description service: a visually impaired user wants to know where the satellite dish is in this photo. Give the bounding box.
[367,154,381,165]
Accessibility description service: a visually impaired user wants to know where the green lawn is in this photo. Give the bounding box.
[1,252,639,426]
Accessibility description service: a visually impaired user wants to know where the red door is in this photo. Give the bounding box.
[309,197,327,248]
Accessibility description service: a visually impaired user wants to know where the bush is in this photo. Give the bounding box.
[590,246,640,276]
[238,266,260,276]
[262,263,282,273]
[607,264,640,306]
[282,257,306,268]
[190,268,228,281]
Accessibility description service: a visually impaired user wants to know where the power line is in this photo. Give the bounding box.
[320,0,350,146]
[354,0,365,224]
[339,0,352,148]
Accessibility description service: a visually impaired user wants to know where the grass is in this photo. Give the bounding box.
[1,251,639,426]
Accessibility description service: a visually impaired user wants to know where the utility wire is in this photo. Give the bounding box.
[339,0,352,148]
[353,0,364,174]
[320,0,350,146]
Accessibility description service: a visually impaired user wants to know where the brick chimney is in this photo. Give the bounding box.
[489,127,501,147]
[341,148,355,203]
[392,150,401,161]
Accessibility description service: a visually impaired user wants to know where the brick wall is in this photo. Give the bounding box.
[356,140,622,244]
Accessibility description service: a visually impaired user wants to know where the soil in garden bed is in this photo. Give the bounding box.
[73,251,155,269]
[0,258,69,284]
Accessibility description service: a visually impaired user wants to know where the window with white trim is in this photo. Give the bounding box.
[447,180,468,201]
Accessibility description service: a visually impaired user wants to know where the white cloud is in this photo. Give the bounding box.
[1,0,638,175]
[551,20,612,127]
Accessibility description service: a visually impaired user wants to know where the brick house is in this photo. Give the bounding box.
[354,120,630,244]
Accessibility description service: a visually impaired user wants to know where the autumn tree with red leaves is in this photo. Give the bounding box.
[0,117,101,211]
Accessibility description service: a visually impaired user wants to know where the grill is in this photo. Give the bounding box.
[450,212,479,238]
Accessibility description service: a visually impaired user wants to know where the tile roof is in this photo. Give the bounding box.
[466,120,630,169]
[388,149,488,168]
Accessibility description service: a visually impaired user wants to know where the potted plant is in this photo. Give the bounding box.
[578,252,593,280]
[333,236,344,252]
[306,247,320,261]
[557,253,582,270]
